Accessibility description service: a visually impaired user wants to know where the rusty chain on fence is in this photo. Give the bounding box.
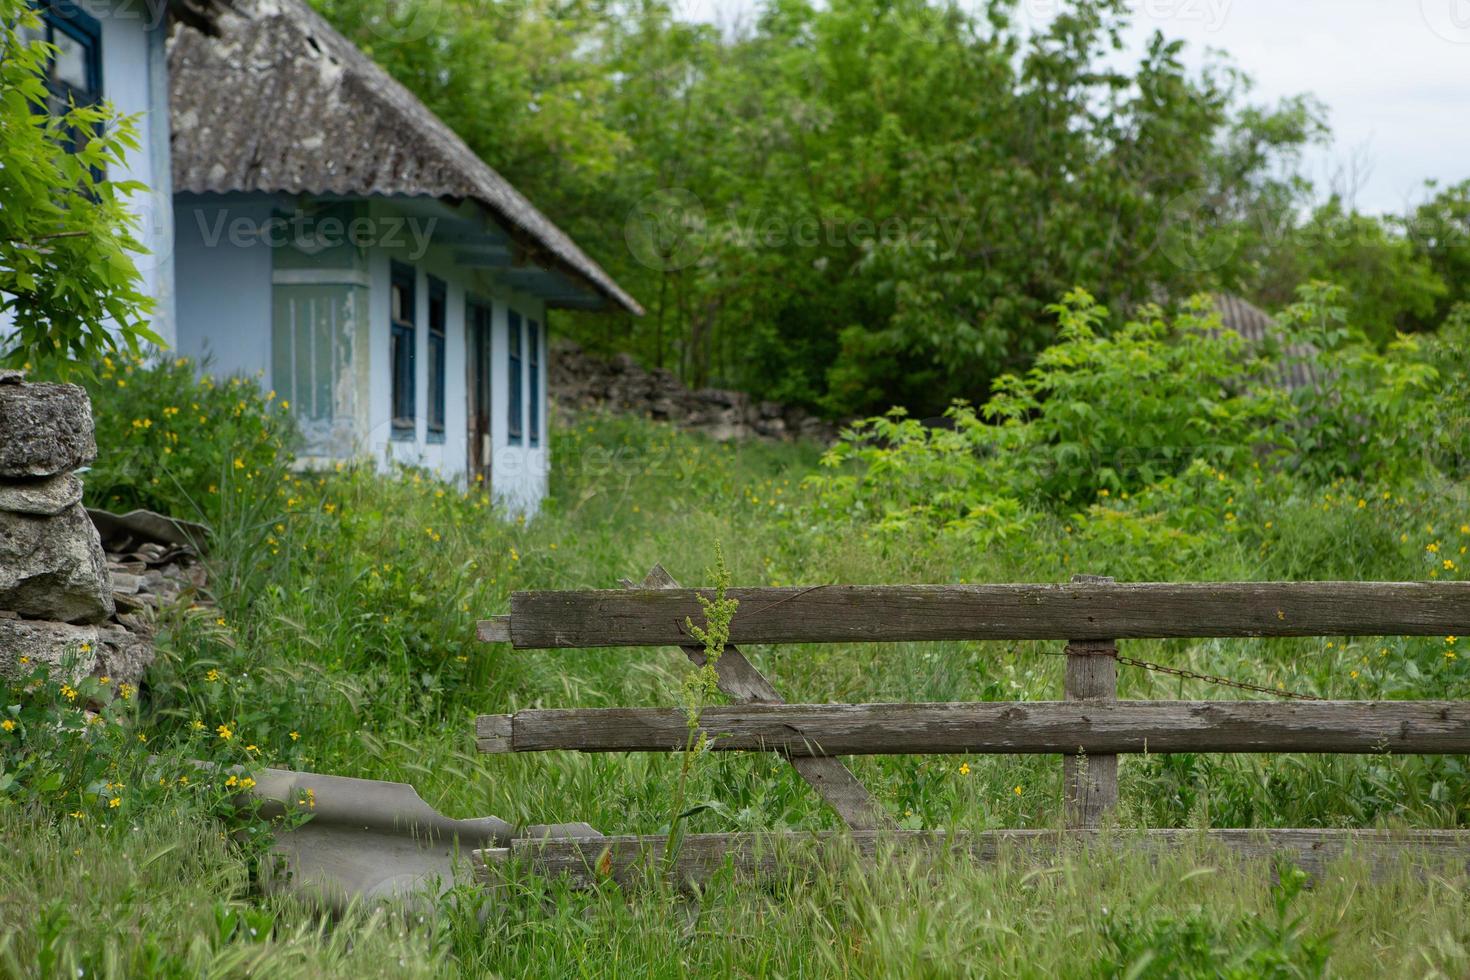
[1114,654,1325,702]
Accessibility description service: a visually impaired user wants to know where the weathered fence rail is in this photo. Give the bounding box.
[477,700,1470,756]
[471,570,1470,888]
[479,829,1470,890]
[479,580,1469,647]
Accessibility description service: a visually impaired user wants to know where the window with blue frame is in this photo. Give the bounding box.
[507,310,523,444]
[528,320,541,447]
[390,263,416,439]
[23,3,104,157]
[427,276,446,443]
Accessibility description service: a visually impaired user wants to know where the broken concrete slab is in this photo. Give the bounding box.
[0,473,84,516]
[249,769,515,912]
[88,507,210,554]
[236,768,604,913]
[0,503,113,623]
[0,381,96,477]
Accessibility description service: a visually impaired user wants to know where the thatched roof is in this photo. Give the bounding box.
[1214,293,1318,392]
[167,0,642,315]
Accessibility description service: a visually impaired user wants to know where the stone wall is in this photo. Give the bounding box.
[549,340,837,444]
[0,371,153,687]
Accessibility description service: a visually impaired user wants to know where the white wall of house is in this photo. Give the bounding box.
[366,224,550,512]
[172,195,275,376]
[101,4,176,346]
[172,194,551,511]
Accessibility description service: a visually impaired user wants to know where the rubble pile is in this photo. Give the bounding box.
[0,370,205,689]
[549,340,838,443]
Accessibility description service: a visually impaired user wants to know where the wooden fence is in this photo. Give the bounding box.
[471,569,1470,886]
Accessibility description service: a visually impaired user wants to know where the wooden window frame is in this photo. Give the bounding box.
[528,319,541,447]
[390,262,417,440]
[427,276,447,443]
[507,309,523,445]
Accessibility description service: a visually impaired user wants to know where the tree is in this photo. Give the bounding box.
[0,0,158,376]
[314,0,1326,415]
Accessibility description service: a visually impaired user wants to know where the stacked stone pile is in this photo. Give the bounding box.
[549,339,838,443]
[0,370,156,688]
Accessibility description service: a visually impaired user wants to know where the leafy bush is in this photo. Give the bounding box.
[1275,282,1442,485]
[0,0,158,376]
[806,290,1293,544]
[984,290,1292,502]
[0,652,270,843]
[83,354,297,525]
[807,285,1459,554]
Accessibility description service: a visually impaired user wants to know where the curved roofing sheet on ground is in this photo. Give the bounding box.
[167,0,643,315]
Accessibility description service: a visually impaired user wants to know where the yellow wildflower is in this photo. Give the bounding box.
[217,724,233,741]
[958,763,971,776]
[1,719,15,732]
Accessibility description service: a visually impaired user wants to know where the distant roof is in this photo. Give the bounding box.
[167,0,642,316]
[1213,293,1318,392]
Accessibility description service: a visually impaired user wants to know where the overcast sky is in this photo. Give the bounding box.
[675,0,1470,215]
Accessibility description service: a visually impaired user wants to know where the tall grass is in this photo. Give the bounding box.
[4,388,1470,973]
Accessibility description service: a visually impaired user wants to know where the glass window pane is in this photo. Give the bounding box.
[52,32,89,91]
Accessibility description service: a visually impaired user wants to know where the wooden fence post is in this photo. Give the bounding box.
[1064,574,1118,829]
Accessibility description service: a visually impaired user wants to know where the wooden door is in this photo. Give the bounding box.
[467,299,493,485]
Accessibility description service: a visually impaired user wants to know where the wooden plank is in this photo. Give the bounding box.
[1064,574,1117,830]
[636,564,892,831]
[477,616,512,643]
[507,581,1470,648]
[475,700,1470,756]
[482,829,1470,889]
[475,714,511,753]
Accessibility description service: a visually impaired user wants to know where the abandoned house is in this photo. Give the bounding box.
[25,0,643,510]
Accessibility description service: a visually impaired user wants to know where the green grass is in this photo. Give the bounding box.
[5,410,1470,976]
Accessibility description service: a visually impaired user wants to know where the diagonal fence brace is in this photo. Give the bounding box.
[632,563,892,831]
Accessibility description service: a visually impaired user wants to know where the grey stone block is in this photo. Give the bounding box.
[0,381,97,477]
[0,473,84,516]
[0,503,114,622]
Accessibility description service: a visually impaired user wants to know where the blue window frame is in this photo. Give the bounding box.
[390,262,416,439]
[25,3,104,157]
[528,320,541,447]
[507,310,523,445]
[427,276,447,443]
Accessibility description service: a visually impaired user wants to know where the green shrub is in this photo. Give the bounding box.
[1276,282,1442,485]
[806,290,1293,545]
[0,653,271,843]
[83,354,297,525]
